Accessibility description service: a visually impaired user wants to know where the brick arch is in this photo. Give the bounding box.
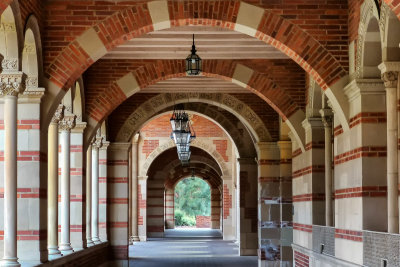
[141,139,231,178]
[114,94,268,154]
[83,60,306,151]
[384,0,400,20]
[42,0,350,142]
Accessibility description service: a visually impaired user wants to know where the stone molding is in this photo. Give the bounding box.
[319,108,333,128]
[381,71,399,88]
[108,142,131,151]
[51,104,65,124]
[0,72,26,96]
[100,140,110,151]
[71,121,87,133]
[1,59,18,71]
[59,114,76,132]
[343,79,385,103]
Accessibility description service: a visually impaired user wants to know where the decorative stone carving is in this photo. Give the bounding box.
[26,76,39,89]
[381,71,399,88]
[0,22,16,32]
[1,59,18,71]
[23,43,36,54]
[0,72,26,96]
[58,115,76,131]
[51,104,65,124]
[92,136,103,149]
[320,108,333,128]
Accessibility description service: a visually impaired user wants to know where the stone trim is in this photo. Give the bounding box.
[335,186,387,199]
[293,223,313,233]
[108,177,128,183]
[293,193,325,202]
[292,165,325,178]
[334,146,386,165]
[349,112,386,128]
[335,229,363,242]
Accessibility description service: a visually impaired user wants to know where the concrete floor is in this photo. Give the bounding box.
[129,229,258,267]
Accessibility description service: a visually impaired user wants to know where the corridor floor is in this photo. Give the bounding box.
[129,229,258,267]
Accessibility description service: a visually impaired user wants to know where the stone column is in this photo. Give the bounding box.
[237,158,258,256]
[99,140,109,242]
[70,121,87,251]
[320,108,334,227]
[0,73,25,267]
[91,137,102,244]
[164,188,175,229]
[130,135,140,241]
[381,70,399,233]
[86,144,93,247]
[47,105,64,259]
[58,114,76,255]
[108,143,131,265]
[210,188,221,229]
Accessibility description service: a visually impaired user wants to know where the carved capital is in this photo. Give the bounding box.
[0,72,26,96]
[1,59,18,71]
[319,108,333,128]
[58,115,76,131]
[92,136,103,149]
[51,104,65,124]
[381,71,398,88]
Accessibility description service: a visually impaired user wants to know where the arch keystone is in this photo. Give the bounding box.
[76,28,107,62]
[116,72,140,98]
[232,63,254,88]
[235,2,264,37]
[148,0,171,31]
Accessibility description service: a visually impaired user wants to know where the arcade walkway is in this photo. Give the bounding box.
[129,229,257,267]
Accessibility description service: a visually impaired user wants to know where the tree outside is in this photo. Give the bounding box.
[174,177,211,227]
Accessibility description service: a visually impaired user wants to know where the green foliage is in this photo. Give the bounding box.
[174,177,211,226]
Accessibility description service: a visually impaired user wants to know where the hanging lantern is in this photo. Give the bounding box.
[186,34,202,76]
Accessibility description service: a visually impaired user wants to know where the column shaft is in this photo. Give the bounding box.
[131,139,140,241]
[48,122,61,257]
[86,145,93,247]
[387,86,399,233]
[59,129,73,253]
[92,146,100,244]
[2,95,19,266]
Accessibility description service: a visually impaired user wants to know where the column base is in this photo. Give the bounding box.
[0,257,20,267]
[92,237,101,245]
[86,239,95,247]
[59,243,74,255]
[130,235,140,242]
[48,247,62,260]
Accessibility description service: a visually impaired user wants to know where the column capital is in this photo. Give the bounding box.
[319,108,333,128]
[100,139,110,150]
[59,114,76,132]
[277,140,292,150]
[379,61,400,88]
[132,133,140,144]
[51,104,65,124]
[0,72,26,97]
[138,175,148,181]
[71,121,87,133]
[92,136,103,149]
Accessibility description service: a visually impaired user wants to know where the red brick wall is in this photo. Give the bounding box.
[213,140,228,162]
[141,114,224,138]
[196,216,211,228]
[142,140,159,157]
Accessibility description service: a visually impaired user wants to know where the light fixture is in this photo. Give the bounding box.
[185,34,202,76]
[170,105,196,165]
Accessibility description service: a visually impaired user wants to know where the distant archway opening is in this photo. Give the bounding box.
[173,177,211,229]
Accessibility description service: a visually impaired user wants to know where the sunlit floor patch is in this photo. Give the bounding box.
[129,229,257,267]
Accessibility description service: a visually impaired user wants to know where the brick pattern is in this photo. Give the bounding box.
[142,140,159,157]
[0,188,45,199]
[384,0,400,20]
[0,230,46,241]
[0,120,40,130]
[293,223,312,233]
[335,228,363,242]
[223,184,232,219]
[293,193,325,202]
[335,186,387,199]
[349,112,386,128]
[196,216,211,228]
[294,251,309,267]
[334,146,386,165]
[213,140,228,162]
[292,165,325,178]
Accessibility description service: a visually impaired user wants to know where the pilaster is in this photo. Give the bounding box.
[99,139,109,242]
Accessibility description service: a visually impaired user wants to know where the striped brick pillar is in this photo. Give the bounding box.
[222,177,235,240]
[237,158,258,256]
[99,140,109,242]
[257,142,281,266]
[138,176,147,241]
[107,142,130,265]
[210,187,221,229]
[291,117,325,260]
[130,135,140,242]
[147,178,164,237]
[333,79,387,264]
[277,141,293,264]
[165,188,174,229]
[70,121,86,251]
